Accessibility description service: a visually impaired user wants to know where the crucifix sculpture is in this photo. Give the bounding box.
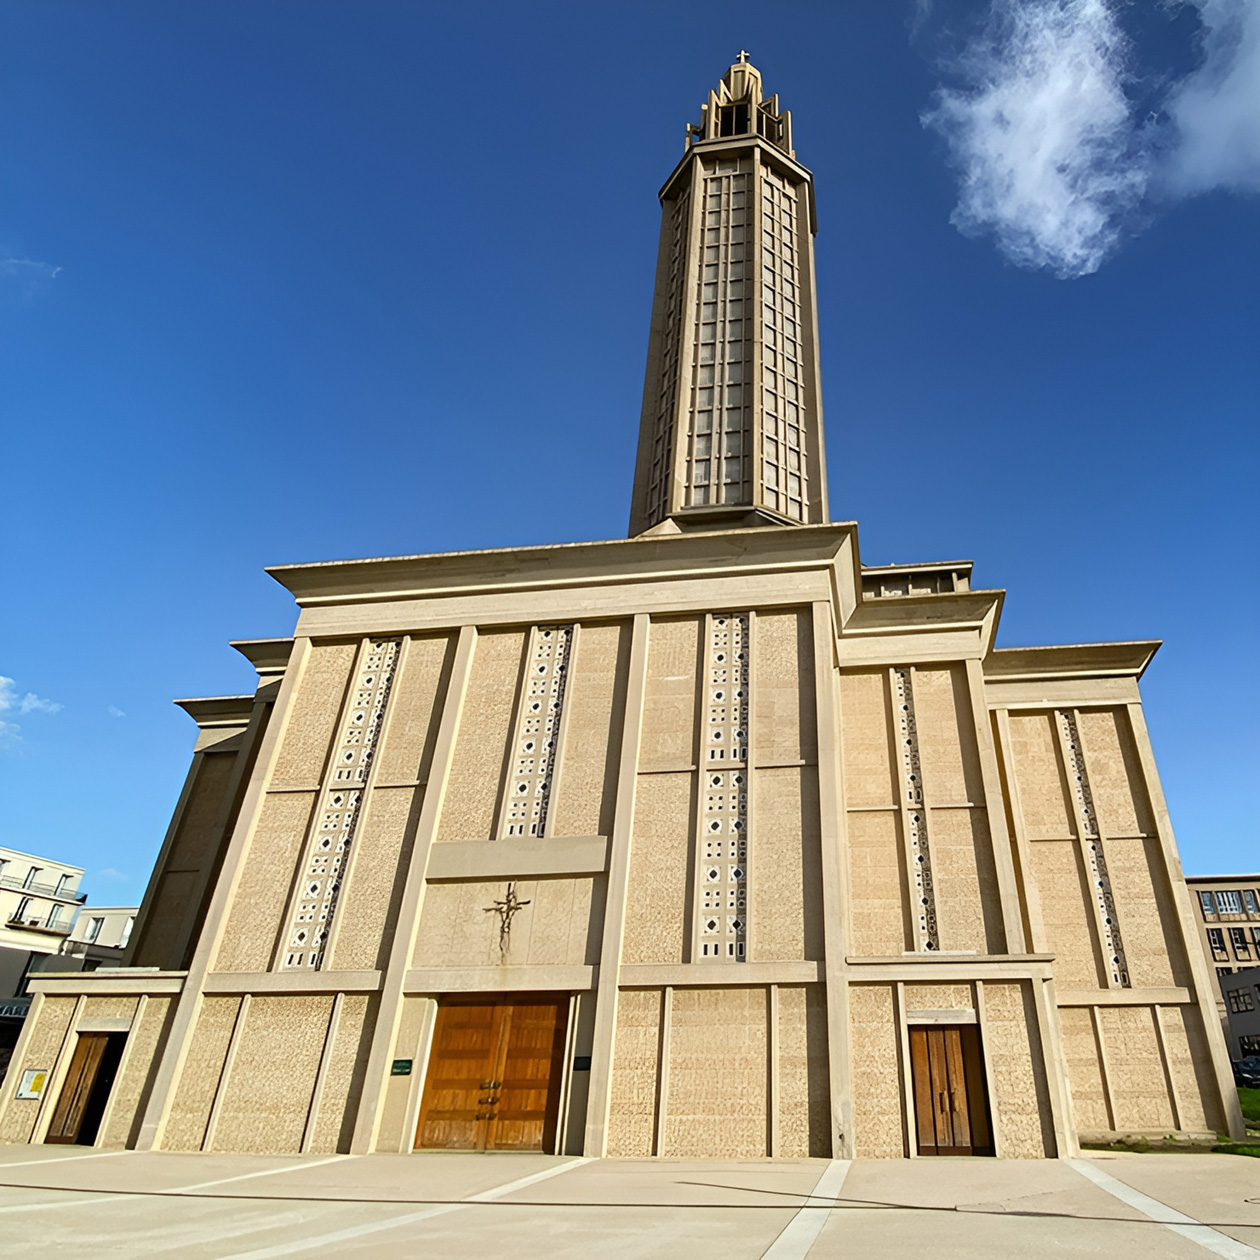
[485,881,531,957]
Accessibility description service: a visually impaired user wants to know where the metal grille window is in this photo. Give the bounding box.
[759,166,806,521]
[1208,928,1229,962]
[645,191,690,524]
[1216,890,1244,915]
[1230,927,1253,961]
[686,160,751,507]
[1199,891,1217,918]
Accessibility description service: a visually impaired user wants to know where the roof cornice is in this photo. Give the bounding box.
[267,523,859,607]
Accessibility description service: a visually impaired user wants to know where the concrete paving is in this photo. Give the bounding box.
[0,1144,1255,1259]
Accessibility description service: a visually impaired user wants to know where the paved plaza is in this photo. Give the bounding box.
[0,1145,1256,1259]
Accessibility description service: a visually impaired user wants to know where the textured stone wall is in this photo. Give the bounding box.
[100,996,176,1149]
[664,987,769,1157]
[606,988,663,1157]
[413,876,600,968]
[753,767,822,961]
[1159,1004,1226,1133]
[753,608,815,764]
[308,994,375,1154]
[373,634,454,786]
[622,773,694,964]
[271,643,357,787]
[776,984,830,1156]
[132,749,237,969]
[438,629,526,842]
[1097,1005,1175,1132]
[639,617,700,771]
[329,785,419,971]
[214,792,316,973]
[983,981,1055,1157]
[551,621,629,837]
[0,996,77,1144]
[163,995,241,1151]
[1058,1006,1110,1133]
[212,995,332,1154]
[848,984,905,1157]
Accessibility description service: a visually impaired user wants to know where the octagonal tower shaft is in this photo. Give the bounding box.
[629,56,829,537]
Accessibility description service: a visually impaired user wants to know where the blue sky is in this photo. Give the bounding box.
[1,1,1256,904]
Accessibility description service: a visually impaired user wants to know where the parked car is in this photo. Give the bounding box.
[1232,1057,1260,1088]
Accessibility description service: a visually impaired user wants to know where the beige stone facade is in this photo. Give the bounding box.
[0,57,1242,1158]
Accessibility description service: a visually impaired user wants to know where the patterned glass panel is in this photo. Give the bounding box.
[893,668,939,951]
[500,625,573,839]
[697,614,749,960]
[283,638,400,970]
[1058,709,1130,987]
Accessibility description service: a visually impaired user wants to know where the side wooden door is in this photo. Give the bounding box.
[415,999,505,1150]
[416,994,568,1152]
[45,1033,109,1145]
[487,996,568,1152]
[909,1025,992,1156]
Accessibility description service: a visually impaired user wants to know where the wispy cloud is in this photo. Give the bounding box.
[0,675,63,750]
[921,0,1260,278]
[1,256,61,303]
[94,867,129,882]
[108,705,126,718]
[1163,0,1260,196]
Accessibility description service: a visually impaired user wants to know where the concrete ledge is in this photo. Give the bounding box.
[619,961,823,987]
[26,971,187,997]
[77,1015,133,1033]
[404,965,595,993]
[425,837,610,882]
[202,970,382,995]
[1057,987,1192,1006]
[845,955,1054,983]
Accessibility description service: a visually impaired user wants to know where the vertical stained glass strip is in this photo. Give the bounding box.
[1058,710,1129,987]
[500,625,573,839]
[283,637,400,970]
[893,668,939,951]
[698,614,749,960]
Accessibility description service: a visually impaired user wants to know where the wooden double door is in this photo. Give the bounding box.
[415,994,568,1152]
[909,1025,993,1156]
[45,1032,127,1146]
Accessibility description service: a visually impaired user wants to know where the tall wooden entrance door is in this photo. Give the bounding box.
[45,1032,127,1146]
[909,1025,993,1156]
[415,994,568,1152]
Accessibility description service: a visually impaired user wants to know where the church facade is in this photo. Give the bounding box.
[0,58,1242,1160]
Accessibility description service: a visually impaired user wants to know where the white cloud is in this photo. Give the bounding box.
[94,867,128,882]
[922,0,1260,278]
[108,705,126,718]
[923,0,1147,278]
[0,675,63,747]
[0,675,62,716]
[1163,0,1260,196]
[0,256,61,303]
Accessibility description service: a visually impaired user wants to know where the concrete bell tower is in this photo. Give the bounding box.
[629,53,829,536]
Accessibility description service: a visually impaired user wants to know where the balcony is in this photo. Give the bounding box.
[0,996,31,1019]
[5,913,73,937]
[0,872,82,902]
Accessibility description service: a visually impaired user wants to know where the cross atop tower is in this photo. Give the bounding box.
[737,49,750,63]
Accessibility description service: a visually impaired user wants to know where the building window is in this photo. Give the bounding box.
[1228,988,1255,1014]
[85,917,104,944]
[1230,927,1254,961]
[22,867,40,890]
[1208,928,1229,962]
[53,873,70,897]
[13,896,32,923]
[1252,927,1260,950]
[1243,889,1260,915]
[1217,967,1233,979]
[119,916,135,949]
[1216,890,1244,915]
[1199,891,1217,918]
[46,906,62,928]
[1241,1035,1260,1056]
